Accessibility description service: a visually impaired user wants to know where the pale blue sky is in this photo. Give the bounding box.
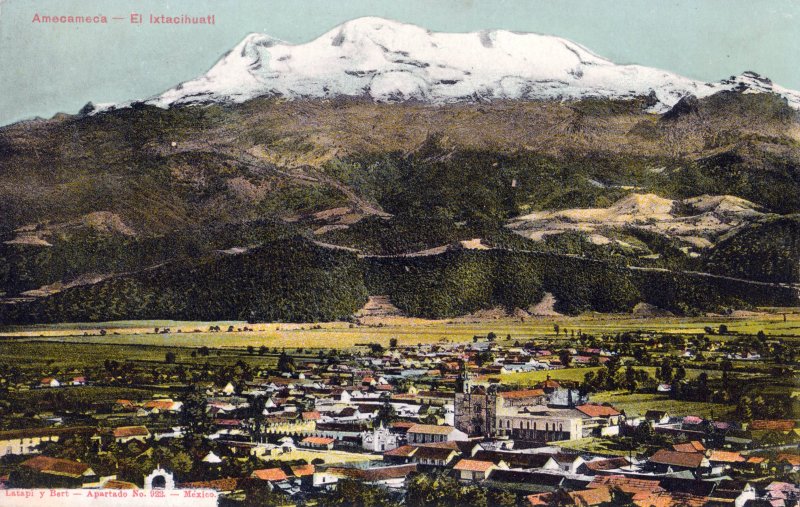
[0,0,798,125]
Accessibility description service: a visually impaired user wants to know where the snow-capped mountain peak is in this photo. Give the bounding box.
[147,17,800,111]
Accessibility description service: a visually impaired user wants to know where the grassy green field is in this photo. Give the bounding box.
[591,391,735,419]
[1,311,798,350]
[555,437,651,457]
[0,341,285,374]
[495,366,722,386]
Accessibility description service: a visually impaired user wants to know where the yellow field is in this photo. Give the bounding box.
[2,311,799,349]
[262,448,375,464]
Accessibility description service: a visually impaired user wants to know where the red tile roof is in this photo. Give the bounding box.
[143,400,176,410]
[290,464,315,477]
[634,493,707,507]
[583,457,630,471]
[22,456,92,478]
[453,459,495,472]
[538,379,561,389]
[500,389,546,399]
[588,475,664,494]
[390,421,415,429]
[708,450,745,463]
[649,449,705,469]
[412,446,458,461]
[750,419,796,431]
[672,441,705,453]
[776,453,800,466]
[576,404,621,418]
[383,445,417,458]
[301,436,334,446]
[571,487,613,506]
[214,419,243,427]
[407,424,457,435]
[251,468,288,481]
[112,426,149,438]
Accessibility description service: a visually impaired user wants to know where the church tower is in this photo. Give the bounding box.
[454,361,498,437]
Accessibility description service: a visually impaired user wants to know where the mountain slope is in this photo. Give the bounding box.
[1,31,799,321]
[137,17,800,113]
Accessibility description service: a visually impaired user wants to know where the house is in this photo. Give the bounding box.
[743,456,768,472]
[529,487,614,506]
[71,376,86,386]
[682,415,704,427]
[452,459,506,482]
[710,480,756,507]
[748,419,795,433]
[576,404,622,436]
[40,377,60,388]
[143,399,182,414]
[707,450,746,474]
[569,487,616,506]
[487,470,566,494]
[412,445,459,467]
[251,468,288,482]
[647,449,707,474]
[327,464,416,488]
[17,456,97,487]
[587,475,664,497]
[774,453,800,473]
[310,471,340,491]
[115,399,137,412]
[471,450,559,470]
[289,464,315,478]
[0,427,92,457]
[764,482,800,505]
[672,441,705,453]
[645,410,671,425]
[383,445,418,464]
[580,457,631,474]
[113,425,150,444]
[301,411,321,421]
[300,436,335,450]
[658,477,716,499]
[552,453,585,474]
[406,424,468,444]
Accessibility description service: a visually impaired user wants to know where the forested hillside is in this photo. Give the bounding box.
[0,91,798,323]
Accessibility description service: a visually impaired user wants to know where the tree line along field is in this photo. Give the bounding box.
[1,311,800,349]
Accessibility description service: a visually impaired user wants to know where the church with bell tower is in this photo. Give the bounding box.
[454,363,499,437]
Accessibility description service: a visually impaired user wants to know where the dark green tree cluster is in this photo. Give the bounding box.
[406,473,516,507]
[707,215,800,284]
[3,237,368,323]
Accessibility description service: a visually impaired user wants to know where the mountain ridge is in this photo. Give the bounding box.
[82,17,800,115]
